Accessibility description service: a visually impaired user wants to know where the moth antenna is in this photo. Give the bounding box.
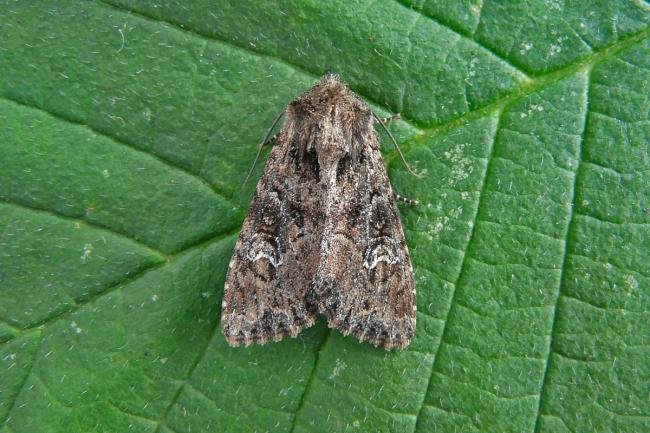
[372,112,423,178]
[242,110,286,187]
[394,192,419,206]
[375,113,401,125]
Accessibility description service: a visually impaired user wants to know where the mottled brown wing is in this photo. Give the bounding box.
[221,139,322,346]
[309,141,417,350]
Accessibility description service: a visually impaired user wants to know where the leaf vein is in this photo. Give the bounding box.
[561,294,642,314]
[0,199,167,259]
[105,399,159,427]
[0,332,42,428]
[432,370,540,402]
[0,96,240,213]
[532,62,591,433]
[583,157,648,178]
[0,231,238,347]
[153,250,258,432]
[576,212,650,229]
[96,0,415,131]
[477,219,565,243]
[568,252,650,279]
[441,337,546,365]
[421,402,480,431]
[318,375,418,419]
[411,105,504,432]
[393,0,531,77]
[287,329,330,433]
[396,29,649,158]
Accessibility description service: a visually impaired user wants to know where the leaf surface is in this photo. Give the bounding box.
[1,1,648,432]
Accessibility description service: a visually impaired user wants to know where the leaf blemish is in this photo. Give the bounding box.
[329,358,347,380]
[81,243,93,261]
[519,42,534,55]
[70,322,83,334]
[444,143,473,187]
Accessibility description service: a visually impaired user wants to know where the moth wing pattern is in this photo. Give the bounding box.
[221,137,322,346]
[309,117,416,350]
[222,73,416,350]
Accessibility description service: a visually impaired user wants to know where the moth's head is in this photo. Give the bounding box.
[289,74,370,121]
[285,74,375,166]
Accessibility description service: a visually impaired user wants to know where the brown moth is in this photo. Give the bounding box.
[221,74,416,350]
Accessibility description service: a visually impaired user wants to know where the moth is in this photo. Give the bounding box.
[221,74,417,350]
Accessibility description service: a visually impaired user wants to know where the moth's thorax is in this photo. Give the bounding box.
[285,74,375,169]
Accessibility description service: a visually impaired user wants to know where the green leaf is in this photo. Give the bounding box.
[1,1,648,432]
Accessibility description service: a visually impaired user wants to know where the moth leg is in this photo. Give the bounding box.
[245,131,279,182]
[243,110,286,186]
[372,112,422,179]
[394,192,419,207]
[263,132,279,146]
[374,113,401,125]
